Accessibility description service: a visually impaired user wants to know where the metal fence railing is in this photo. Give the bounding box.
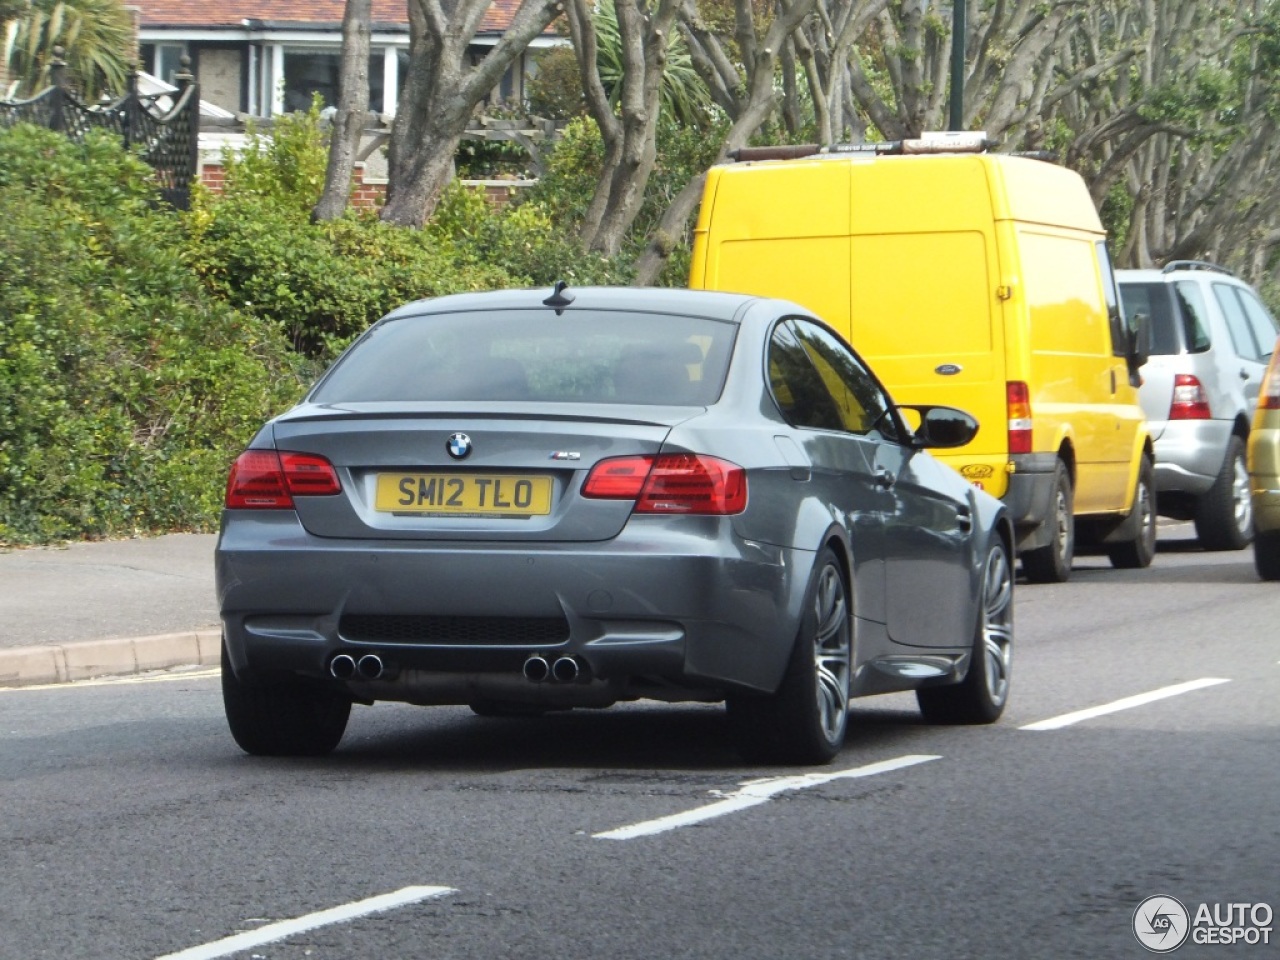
[1,50,200,210]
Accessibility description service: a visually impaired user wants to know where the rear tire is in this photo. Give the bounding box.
[1108,456,1157,569]
[1254,530,1280,581]
[917,537,1013,724]
[221,643,351,756]
[1021,462,1074,583]
[727,547,852,766]
[1194,436,1252,551]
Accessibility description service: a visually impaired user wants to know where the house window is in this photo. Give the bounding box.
[281,49,388,113]
[152,44,188,84]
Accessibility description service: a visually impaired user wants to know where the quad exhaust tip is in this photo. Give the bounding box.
[522,655,550,683]
[329,652,395,681]
[523,654,589,684]
[357,654,385,680]
[329,653,357,680]
[551,656,580,683]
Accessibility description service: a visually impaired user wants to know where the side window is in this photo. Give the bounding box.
[1237,289,1279,359]
[1096,242,1128,357]
[1120,282,1179,355]
[1213,284,1265,360]
[768,322,843,431]
[792,320,892,437]
[1173,282,1213,353]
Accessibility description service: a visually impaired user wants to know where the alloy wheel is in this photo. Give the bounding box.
[811,562,852,744]
[980,544,1014,707]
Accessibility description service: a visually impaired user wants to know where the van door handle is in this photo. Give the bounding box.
[1110,369,1117,393]
[874,467,896,489]
[1241,368,1251,381]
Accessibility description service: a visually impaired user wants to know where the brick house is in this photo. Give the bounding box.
[133,0,559,119]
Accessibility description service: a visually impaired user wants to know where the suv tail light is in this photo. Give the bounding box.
[1007,381,1032,455]
[1259,355,1280,411]
[1169,374,1211,419]
[582,454,747,514]
[226,451,342,509]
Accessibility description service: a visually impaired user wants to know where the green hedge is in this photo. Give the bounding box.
[0,125,304,544]
[0,109,652,545]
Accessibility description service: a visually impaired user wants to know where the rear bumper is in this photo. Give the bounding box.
[216,512,810,702]
[1151,419,1233,495]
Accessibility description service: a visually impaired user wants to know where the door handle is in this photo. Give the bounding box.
[1241,368,1251,381]
[874,467,896,489]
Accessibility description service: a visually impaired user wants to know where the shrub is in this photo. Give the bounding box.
[192,111,632,360]
[0,125,302,544]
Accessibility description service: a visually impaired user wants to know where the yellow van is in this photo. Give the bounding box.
[689,142,1155,581]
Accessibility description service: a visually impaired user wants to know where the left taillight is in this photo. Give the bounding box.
[1259,351,1280,411]
[225,451,342,509]
[582,454,747,515]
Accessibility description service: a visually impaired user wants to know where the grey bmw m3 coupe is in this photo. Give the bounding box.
[217,284,1014,764]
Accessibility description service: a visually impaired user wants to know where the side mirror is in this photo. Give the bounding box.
[897,405,980,449]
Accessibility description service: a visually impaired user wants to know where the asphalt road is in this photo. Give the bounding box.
[1,530,1276,960]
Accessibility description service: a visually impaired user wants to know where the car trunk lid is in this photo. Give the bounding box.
[270,402,695,541]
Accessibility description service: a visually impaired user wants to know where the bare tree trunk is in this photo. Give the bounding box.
[380,0,559,228]
[566,0,680,255]
[633,0,819,284]
[312,0,372,222]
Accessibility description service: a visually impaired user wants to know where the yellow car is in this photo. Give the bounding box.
[1250,338,1280,579]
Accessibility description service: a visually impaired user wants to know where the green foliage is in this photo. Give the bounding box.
[3,0,132,99]
[1099,180,1134,254]
[524,116,607,228]
[527,46,585,124]
[454,136,535,180]
[431,180,633,287]
[190,105,628,359]
[592,0,712,128]
[190,191,517,359]
[217,100,330,216]
[527,113,723,278]
[0,125,303,544]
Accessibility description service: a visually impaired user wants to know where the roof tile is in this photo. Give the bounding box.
[136,0,526,32]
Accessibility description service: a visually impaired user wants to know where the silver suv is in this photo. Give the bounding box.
[1118,262,1279,550]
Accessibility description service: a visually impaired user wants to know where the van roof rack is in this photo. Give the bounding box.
[1160,260,1234,276]
[726,132,1058,164]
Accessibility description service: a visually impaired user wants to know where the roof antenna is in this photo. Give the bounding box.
[543,280,575,315]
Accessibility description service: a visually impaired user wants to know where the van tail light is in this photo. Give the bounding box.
[582,454,747,515]
[1169,374,1211,419]
[1256,361,1280,410]
[226,451,342,509]
[1007,381,1033,455]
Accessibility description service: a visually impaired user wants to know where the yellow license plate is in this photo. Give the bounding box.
[375,473,553,516]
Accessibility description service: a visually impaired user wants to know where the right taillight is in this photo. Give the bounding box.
[582,454,747,515]
[1007,381,1032,455]
[1169,373,1211,420]
[225,451,342,509]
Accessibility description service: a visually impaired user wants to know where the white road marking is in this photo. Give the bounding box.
[151,885,455,960]
[594,754,941,840]
[0,668,220,693]
[1019,678,1231,731]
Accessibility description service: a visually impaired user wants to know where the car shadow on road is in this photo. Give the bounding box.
[266,700,943,774]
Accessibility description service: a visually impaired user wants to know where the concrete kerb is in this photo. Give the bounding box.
[0,629,221,688]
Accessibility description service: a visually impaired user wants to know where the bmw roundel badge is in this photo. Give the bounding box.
[446,433,472,460]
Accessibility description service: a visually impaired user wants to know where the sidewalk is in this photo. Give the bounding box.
[0,533,221,687]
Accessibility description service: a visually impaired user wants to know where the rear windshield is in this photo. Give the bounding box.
[310,308,737,406]
[1118,281,1210,356]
